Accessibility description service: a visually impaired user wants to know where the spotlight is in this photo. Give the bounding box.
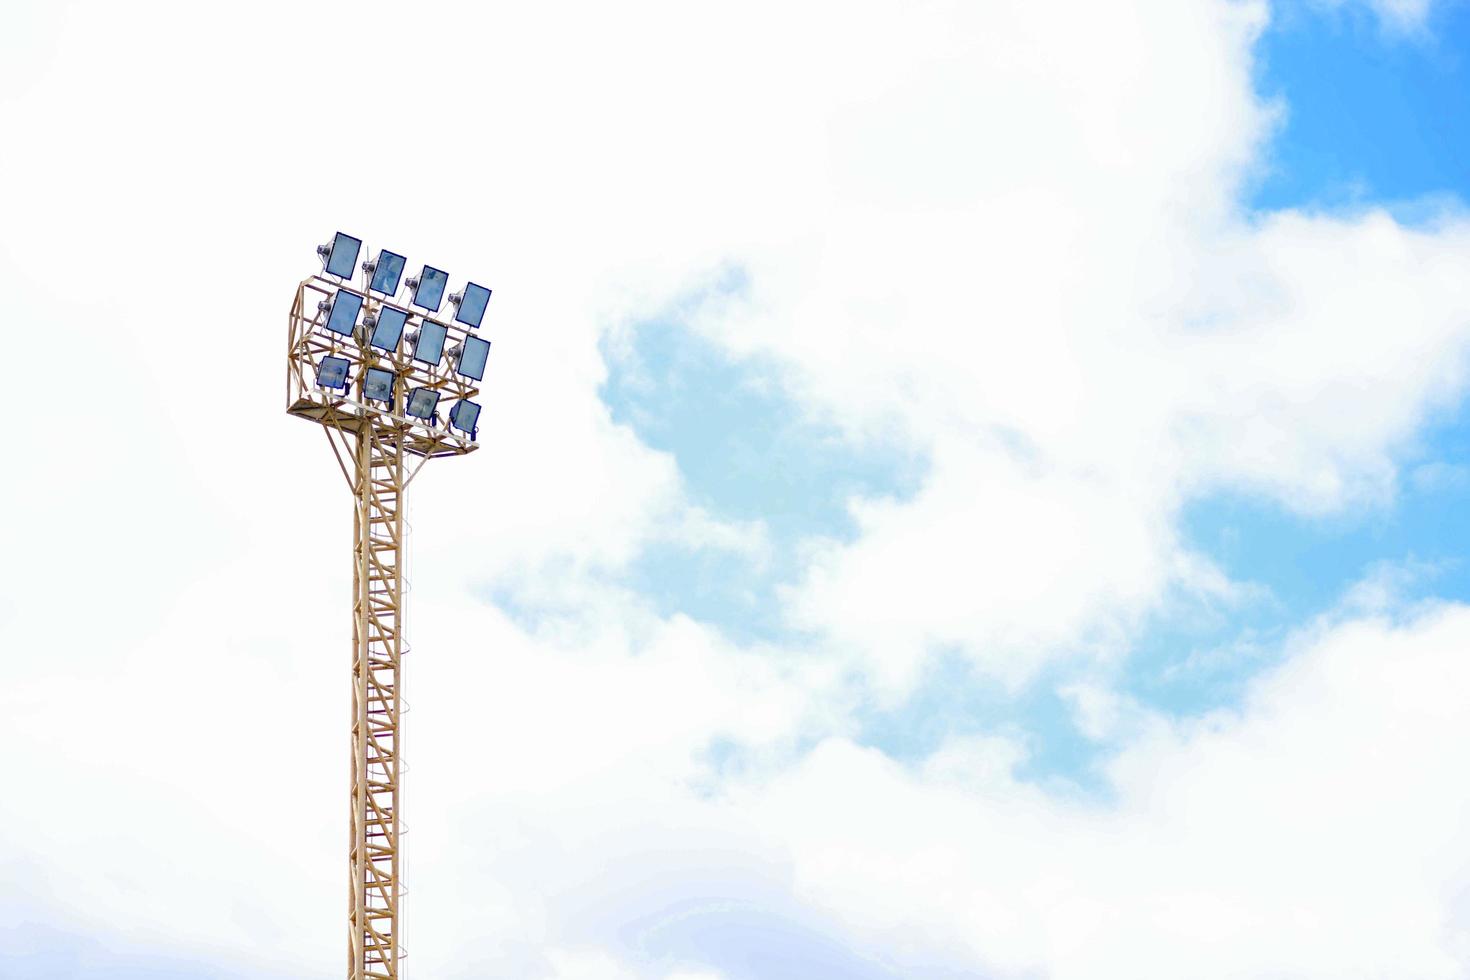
[406,387,440,420]
[317,355,350,390]
[412,319,448,366]
[449,399,481,437]
[450,282,492,329]
[368,249,407,297]
[325,289,364,337]
[369,305,409,353]
[362,367,396,404]
[318,231,362,280]
[455,335,492,380]
[407,264,449,312]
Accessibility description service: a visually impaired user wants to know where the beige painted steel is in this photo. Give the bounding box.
[287,273,481,979]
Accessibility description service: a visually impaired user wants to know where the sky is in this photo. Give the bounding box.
[5,0,1470,977]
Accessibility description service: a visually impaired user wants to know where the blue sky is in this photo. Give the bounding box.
[603,313,925,644]
[1251,0,1470,212]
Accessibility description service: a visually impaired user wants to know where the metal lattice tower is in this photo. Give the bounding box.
[286,233,490,979]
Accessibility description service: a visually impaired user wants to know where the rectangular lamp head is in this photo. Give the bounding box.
[406,387,440,420]
[413,265,449,312]
[414,319,448,365]
[449,399,481,435]
[371,249,407,296]
[317,355,350,390]
[326,231,362,279]
[326,289,363,337]
[457,335,492,380]
[371,305,409,352]
[454,282,492,329]
[363,367,395,404]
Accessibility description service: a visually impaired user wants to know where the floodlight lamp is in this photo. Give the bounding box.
[370,306,409,352]
[369,250,407,296]
[452,281,492,329]
[449,399,481,437]
[321,231,362,279]
[456,335,491,380]
[317,355,351,390]
[363,367,396,404]
[406,387,440,420]
[411,265,449,312]
[325,289,364,337]
[413,319,448,365]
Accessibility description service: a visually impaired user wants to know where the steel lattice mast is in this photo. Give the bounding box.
[349,423,406,975]
[286,234,489,979]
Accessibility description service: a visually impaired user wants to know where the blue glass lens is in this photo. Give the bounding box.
[414,266,448,311]
[326,290,363,336]
[371,306,409,352]
[406,387,439,419]
[317,355,350,389]
[450,400,481,434]
[364,368,395,402]
[326,232,361,279]
[455,282,492,328]
[414,320,448,365]
[371,251,406,296]
[458,336,491,380]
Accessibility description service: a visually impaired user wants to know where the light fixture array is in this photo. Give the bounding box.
[312,230,493,439]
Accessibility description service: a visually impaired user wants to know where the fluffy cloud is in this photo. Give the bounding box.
[4,0,1470,978]
[776,206,1470,690]
[737,601,1470,979]
[673,1,1470,690]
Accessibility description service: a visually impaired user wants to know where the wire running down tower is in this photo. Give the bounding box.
[286,231,492,979]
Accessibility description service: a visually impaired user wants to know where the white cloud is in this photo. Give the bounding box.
[688,6,1470,690]
[4,0,1470,978]
[1313,0,1437,31]
[738,604,1470,978]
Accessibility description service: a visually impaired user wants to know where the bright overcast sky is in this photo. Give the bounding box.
[7,0,1470,977]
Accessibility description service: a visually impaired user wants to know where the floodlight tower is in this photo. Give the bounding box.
[285,232,493,979]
